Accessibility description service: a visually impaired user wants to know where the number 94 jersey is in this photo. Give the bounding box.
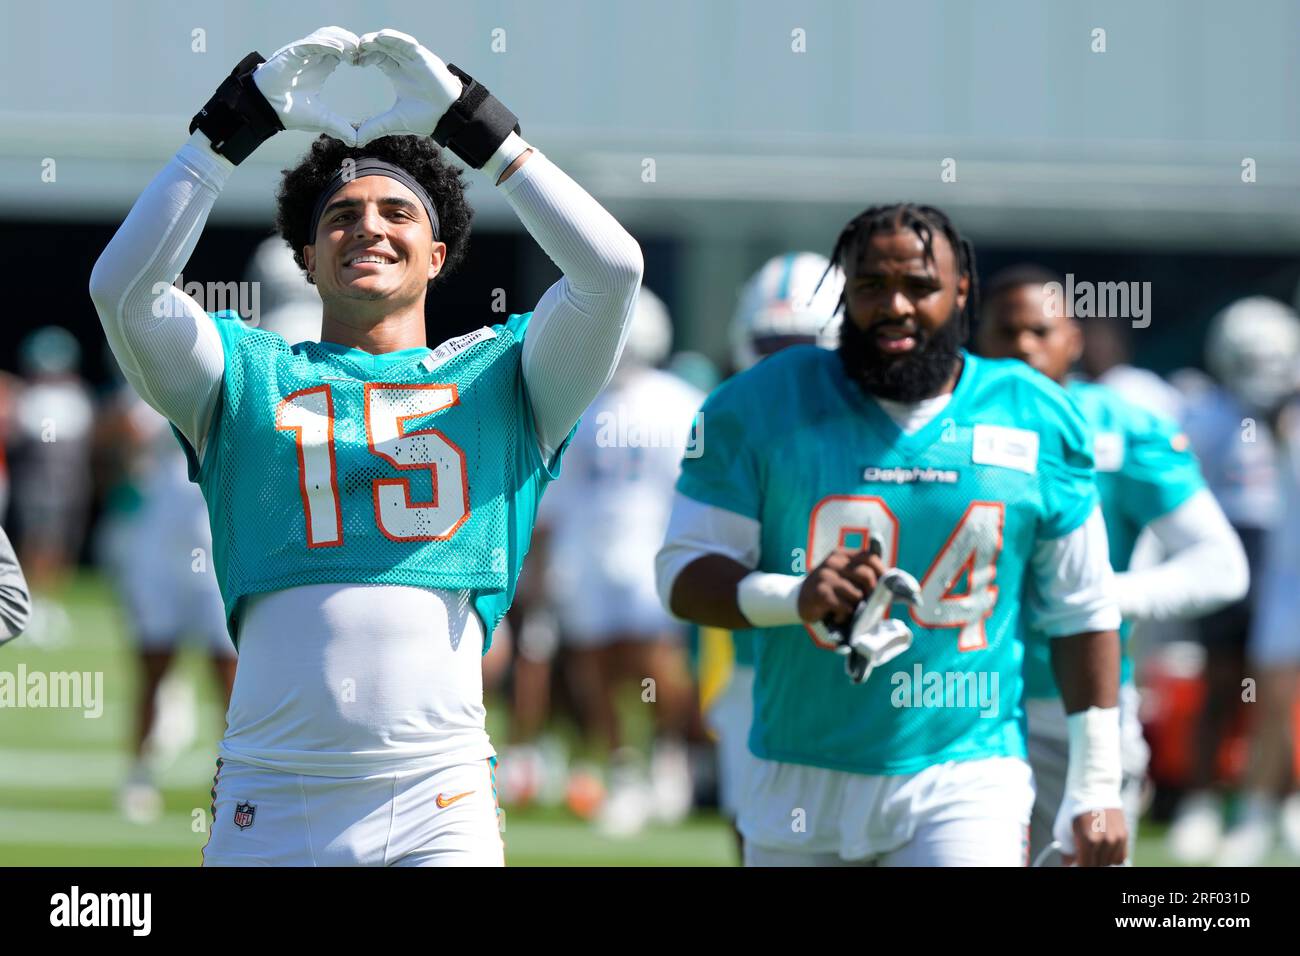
[177,311,569,650]
[675,347,1099,775]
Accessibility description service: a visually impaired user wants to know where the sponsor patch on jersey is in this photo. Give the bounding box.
[1093,431,1125,472]
[423,327,498,373]
[860,465,960,484]
[971,424,1039,474]
[233,801,256,830]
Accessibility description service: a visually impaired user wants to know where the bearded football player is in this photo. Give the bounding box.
[657,204,1127,866]
[89,27,643,866]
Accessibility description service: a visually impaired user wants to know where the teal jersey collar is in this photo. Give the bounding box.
[311,340,433,378]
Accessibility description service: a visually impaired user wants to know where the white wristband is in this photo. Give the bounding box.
[485,132,532,185]
[736,572,804,627]
[1052,704,1124,855]
[182,131,236,182]
[1065,705,1123,809]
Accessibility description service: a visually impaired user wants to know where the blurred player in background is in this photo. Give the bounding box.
[89,26,642,866]
[497,300,722,821]
[96,242,310,825]
[975,265,1248,865]
[8,327,95,645]
[704,251,842,854]
[96,379,236,823]
[1079,315,1184,421]
[494,528,570,811]
[666,350,721,395]
[1213,308,1300,865]
[659,204,1127,867]
[535,288,702,836]
[245,235,323,345]
[1167,297,1300,863]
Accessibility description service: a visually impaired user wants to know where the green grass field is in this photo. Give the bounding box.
[0,574,740,866]
[0,574,1287,867]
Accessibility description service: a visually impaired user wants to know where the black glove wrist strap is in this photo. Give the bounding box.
[189,52,285,165]
[432,64,521,170]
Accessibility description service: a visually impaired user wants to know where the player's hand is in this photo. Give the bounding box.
[355,29,463,144]
[1062,808,1128,867]
[251,26,360,145]
[798,547,884,625]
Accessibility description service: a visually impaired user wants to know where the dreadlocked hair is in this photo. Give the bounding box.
[821,202,979,340]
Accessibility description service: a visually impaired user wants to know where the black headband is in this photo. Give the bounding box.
[308,158,440,244]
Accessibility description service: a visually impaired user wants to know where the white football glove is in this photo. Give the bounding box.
[355,29,463,144]
[842,617,914,684]
[821,566,921,685]
[251,26,360,145]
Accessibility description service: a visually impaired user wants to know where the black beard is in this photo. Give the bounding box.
[838,310,965,402]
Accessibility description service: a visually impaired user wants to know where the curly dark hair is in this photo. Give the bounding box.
[274,134,474,288]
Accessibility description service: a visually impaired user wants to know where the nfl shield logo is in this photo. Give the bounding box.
[233,802,256,830]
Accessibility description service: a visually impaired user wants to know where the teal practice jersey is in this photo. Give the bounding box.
[177,311,570,650]
[676,347,1098,775]
[1021,379,1205,698]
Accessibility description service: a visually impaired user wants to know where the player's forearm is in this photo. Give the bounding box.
[89,133,233,311]
[665,555,755,630]
[1113,489,1249,621]
[1049,630,1121,713]
[1050,628,1125,855]
[1114,543,1246,620]
[656,493,773,628]
[88,133,229,451]
[496,138,643,300]
[504,144,644,453]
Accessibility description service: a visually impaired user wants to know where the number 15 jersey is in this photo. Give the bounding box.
[177,310,568,649]
[675,347,1101,775]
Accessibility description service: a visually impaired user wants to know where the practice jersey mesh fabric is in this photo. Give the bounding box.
[176,310,571,650]
[1021,379,1205,698]
[676,347,1098,775]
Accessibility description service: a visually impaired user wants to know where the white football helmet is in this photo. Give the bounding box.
[1206,296,1300,411]
[618,286,673,370]
[245,237,321,345]
[731,252,844,371]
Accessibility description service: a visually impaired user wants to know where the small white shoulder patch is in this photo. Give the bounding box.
[972,423,1039,474]
[423,327,498,372]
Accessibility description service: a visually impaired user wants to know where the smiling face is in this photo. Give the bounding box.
[837,227,970,401]
[977,282,1081,384]
[302,174,445,315]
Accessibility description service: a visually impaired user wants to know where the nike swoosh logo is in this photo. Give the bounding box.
[436,790,474,809]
